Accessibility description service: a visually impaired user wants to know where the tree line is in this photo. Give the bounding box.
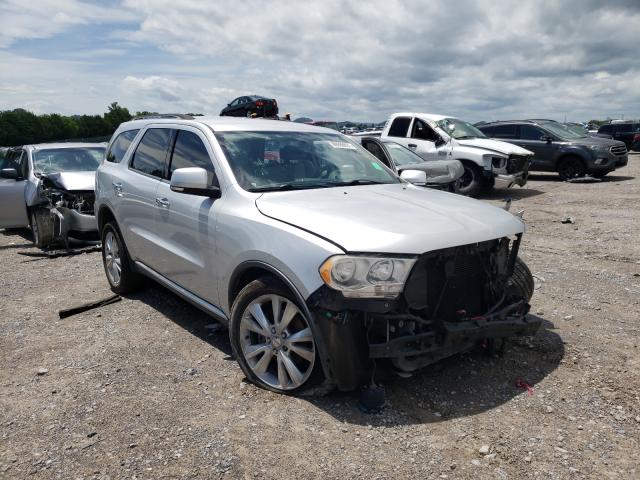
[0,103,148,147]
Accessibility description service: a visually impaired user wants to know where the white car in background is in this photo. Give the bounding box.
[381,113,533,196]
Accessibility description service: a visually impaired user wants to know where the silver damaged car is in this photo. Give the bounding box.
[95,116,539,393]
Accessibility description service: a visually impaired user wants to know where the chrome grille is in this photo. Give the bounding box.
[610,144,627,156]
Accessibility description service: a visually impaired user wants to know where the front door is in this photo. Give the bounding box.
[0,150,29,228]
[153,127,220,305]
[514,125,556,170]
[407,118,439,161]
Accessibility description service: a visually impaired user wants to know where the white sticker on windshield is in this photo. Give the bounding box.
[327,141,357,150]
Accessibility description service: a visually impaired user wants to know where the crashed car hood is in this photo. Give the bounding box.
[397,160,464,184]
[41,171,95,191]
[255,183,524,254]
[456,138,533,156]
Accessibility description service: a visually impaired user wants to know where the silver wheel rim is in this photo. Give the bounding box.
[104,231,122,286]
[239,294,315,390]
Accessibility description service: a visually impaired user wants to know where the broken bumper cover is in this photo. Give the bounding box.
[369,311,541,359]
[51,207,97,239]
[494,171,528,189]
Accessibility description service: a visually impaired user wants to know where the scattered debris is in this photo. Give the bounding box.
[18,245,101,259]
[58,294,121,319]
[36,367,49,376]
[561,216,575,224]
[566,176,602,183]
[186,368,197,376]
[563,315,574,320]
[478,445,490,455]
[515,379,534,396]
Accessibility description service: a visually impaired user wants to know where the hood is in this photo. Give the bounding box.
[255,183,524,254]
[456,137,533,156]
[397,160,464,184]
[41,171,95,191]
[558,135,625,148]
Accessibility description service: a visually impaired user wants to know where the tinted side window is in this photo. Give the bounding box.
[362,140,389,167]
[130,128,172,178]
[169,130,214,178]
[616,124,632,133]
[387,117,411,137]
[599,125,613,134]
[519,125,545,140]
[411,119,438,141]
[490,125,518,139]
[106,129,139,163]
[479,126,495,136]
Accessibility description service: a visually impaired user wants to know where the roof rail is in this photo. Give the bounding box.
[132,113,195,120]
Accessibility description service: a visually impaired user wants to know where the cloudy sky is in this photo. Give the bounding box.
[0,0,638,122]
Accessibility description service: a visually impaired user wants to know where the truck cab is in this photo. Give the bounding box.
[381,113,533,196]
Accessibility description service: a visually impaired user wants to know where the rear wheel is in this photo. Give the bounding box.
[30,208,55,248]
[457,162,485,197]
[557,156,585,180]
[101,222,142,294]
[230,278,320,393]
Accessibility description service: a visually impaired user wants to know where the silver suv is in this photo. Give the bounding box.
[95,116,539,394]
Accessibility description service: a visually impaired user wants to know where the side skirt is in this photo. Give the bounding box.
[134,261,229,326]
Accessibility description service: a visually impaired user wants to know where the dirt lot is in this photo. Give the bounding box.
[1,155,639,480]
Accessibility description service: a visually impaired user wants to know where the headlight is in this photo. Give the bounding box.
[319,255,416,298]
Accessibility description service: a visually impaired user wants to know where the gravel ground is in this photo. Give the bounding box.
[1,155,639,479]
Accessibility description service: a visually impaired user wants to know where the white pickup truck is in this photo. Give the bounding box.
[381,113,533,196]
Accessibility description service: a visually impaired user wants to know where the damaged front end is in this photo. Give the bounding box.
[34,172,97,247]
[309,235,540,390]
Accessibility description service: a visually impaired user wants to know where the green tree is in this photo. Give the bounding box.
[104,102,132,130]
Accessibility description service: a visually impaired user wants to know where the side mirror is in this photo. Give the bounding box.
[400,169,427,185]
[170,167,221,198]
[540,135,552,143]
[0,168,19,180]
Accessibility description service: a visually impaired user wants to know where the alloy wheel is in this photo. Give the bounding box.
[239,294,315,390]
[104,231,122,286]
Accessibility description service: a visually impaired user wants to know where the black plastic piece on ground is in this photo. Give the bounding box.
[358,384,386,414]
[59,294,121,319]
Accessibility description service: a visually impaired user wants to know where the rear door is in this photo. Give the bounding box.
[153,127,220,303]
[0,149,29,228]
[119,127,173,268]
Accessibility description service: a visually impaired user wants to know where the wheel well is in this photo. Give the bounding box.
[228,266,286,309]
[97,206,116,232]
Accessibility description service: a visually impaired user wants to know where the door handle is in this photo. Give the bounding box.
[155,197,170,208]
[112,182,123,196]
[408,143,417,149]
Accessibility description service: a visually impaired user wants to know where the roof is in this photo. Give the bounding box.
[479,120,540,126]
[390,112,451,122]
[119,116,340,134]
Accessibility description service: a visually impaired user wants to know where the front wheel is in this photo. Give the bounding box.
[457,163,486,197]
[30,208,55,248]
[230,278,320,393]
[507,257,534,304]
[557,156,585,180]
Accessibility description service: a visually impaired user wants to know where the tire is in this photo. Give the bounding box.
[230,277,321,393]
[557,156,585,181]
[101,221,142,294]
[30,208,56,248]
[507,257,534,303]
[457,162,485,197]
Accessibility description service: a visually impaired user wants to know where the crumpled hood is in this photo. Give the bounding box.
[255,183,524,254]
[397,160,464,184]
[41,171,95,191]
[456,137,533,156]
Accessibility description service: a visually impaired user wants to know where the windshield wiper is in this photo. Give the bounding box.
[330,179,389,186]
[248,182,331,192]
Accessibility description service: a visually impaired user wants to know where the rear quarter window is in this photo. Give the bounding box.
[387,117,411,137]
[106,129,139,163]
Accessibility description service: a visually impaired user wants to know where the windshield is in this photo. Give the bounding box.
[562,124,589,138]
[540,122,585,140]
[383,142,425,166]
[32,147,104,174]
[216,131,399,191]
[436,118,486,139]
